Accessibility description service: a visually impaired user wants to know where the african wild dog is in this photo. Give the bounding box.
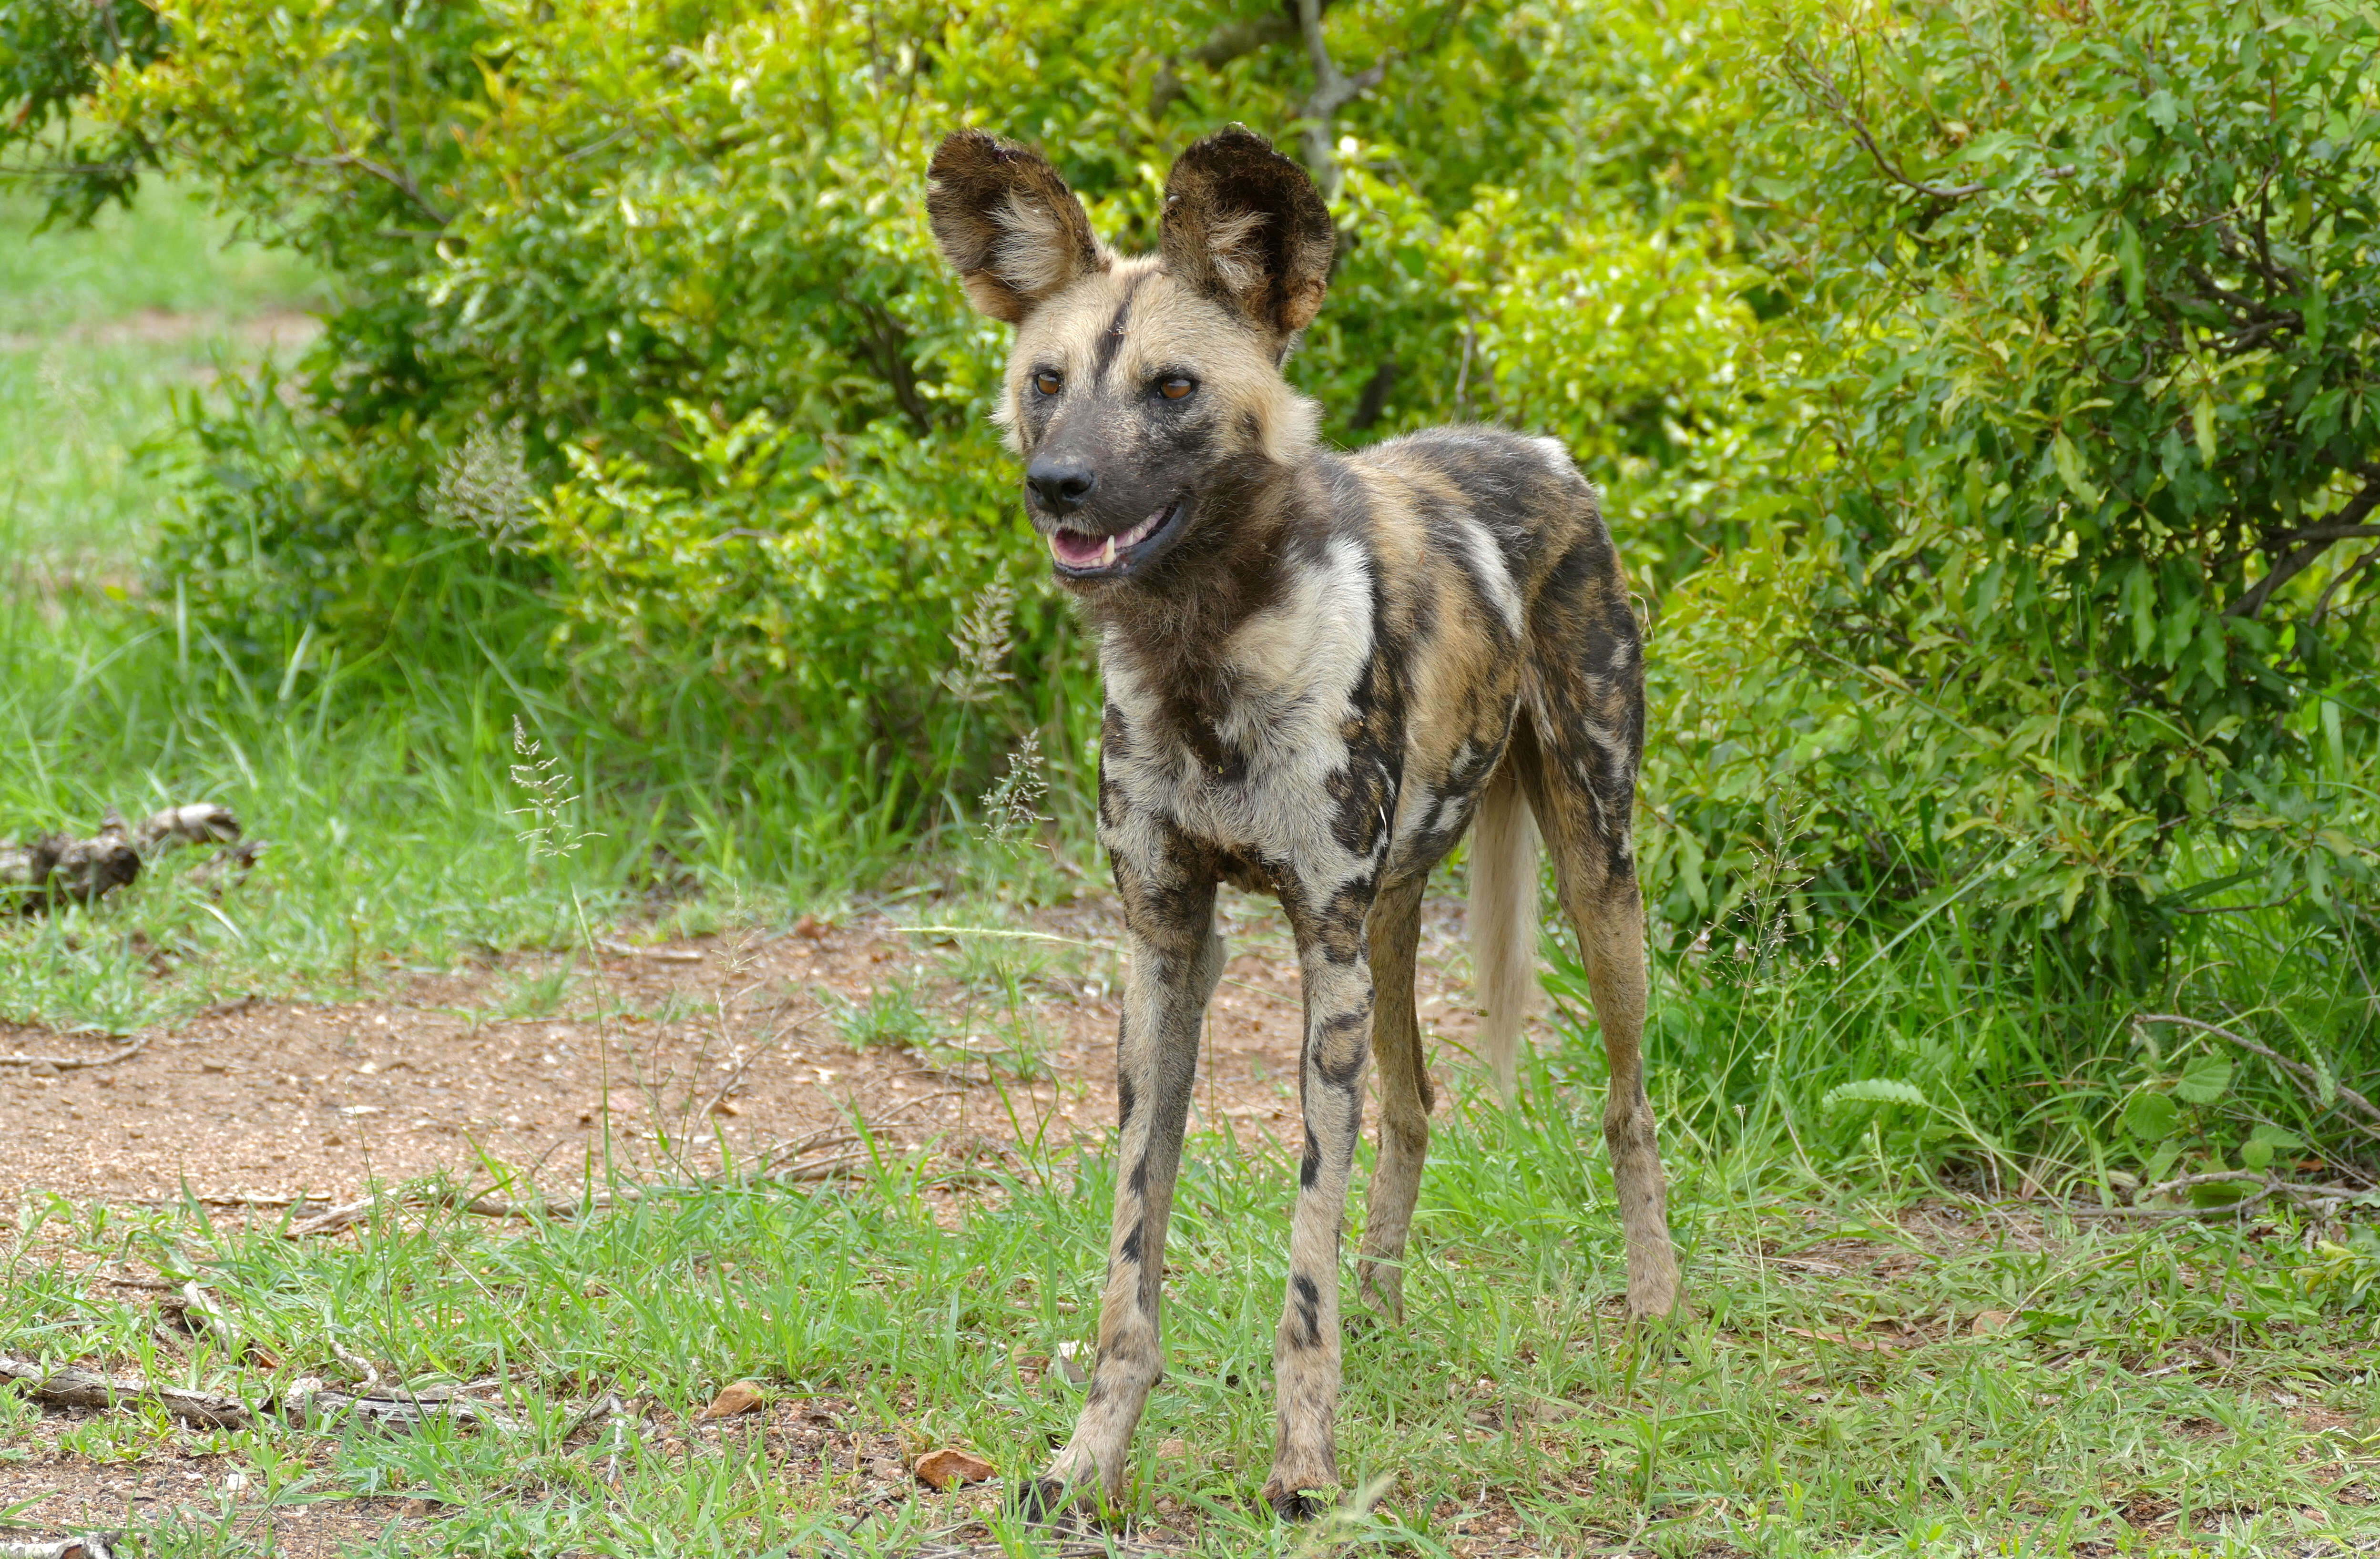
[928,123,1681,1520]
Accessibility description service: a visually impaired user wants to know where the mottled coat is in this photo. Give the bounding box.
[928,124,1680,1521]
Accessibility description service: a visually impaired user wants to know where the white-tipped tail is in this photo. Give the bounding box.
[1470,767,1541,1101]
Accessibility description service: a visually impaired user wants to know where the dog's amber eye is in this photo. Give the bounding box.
[1032,369,1063,396]
[1159,377,1195,400]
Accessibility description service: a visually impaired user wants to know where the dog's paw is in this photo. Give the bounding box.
[1013,1477,1074,1524]
[1270,1489,1331,1522]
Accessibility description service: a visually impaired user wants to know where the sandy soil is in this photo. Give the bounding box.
[0,888,1490,1214]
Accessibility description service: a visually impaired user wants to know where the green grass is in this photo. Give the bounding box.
[0,184,320,568]
[7,1060,2378,1558]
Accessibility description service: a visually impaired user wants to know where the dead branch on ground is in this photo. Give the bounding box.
[0,1353,522,1434]
[1,803,255,916]
[0,1535,123,1559]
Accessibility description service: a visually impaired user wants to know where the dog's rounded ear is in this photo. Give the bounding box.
[928,130,1107,324]
[1160,125,1334,341]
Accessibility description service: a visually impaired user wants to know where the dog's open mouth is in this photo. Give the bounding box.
[1047,499,1186,580]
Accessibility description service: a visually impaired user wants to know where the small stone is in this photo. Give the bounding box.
[913,1447,995,1489]
[708,1098,742,1117]
[28,1061,58,1078]
[1155,1437,1188,1460]
[1052,1340,1090,1385]
[1970,1309,2015,1336]
[793,915,831,940]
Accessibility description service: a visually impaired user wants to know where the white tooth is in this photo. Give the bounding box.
[1050,533,1067,560]
[1102,535,1117,567]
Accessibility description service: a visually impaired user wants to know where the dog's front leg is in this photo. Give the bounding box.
[1026,863,1221,1519]
[1264,887,1377,1518]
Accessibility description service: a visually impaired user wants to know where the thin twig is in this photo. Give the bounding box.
[328,1335,381,1392]
[2311,540,2380,625]
[1780,43,2072,204]
[2136,1012,2380,1129]
[0,1036,146,1072]
[2228,468,2380,619]
[286,1152,875,1238]
[700,1007,817,1120]
[596,939,704,963]
[2064,1185,2278,1219]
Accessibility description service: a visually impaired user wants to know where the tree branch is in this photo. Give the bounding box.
[1780,44,2072,206]
[2311,541,2379,625]
[288,151,450,226]
[1149,12,1300,117]
[2227,467,2380,619]
[1295,0,1387,195]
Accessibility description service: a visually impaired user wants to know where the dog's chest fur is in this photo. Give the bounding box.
[1099,530,1380,886]
[1093,445,1553,904]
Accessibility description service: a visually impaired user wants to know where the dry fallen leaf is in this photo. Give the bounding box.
[698,1380,765,1420]
[709,1097,742,1117]
[1970,1309,2015,1336]
[793,914,832,940]
[913,1446,996,1490]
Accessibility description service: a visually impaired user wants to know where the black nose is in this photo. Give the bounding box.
[1026,458,1096,515]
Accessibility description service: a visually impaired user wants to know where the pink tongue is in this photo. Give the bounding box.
[1051,530,1108,568]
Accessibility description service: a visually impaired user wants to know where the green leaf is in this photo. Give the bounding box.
[2192,392,2217,466]
[2116,218,2144,311]
[2051,431,2100,504]
[2123,1090,2181,1141]
[2174,1056,2233,1105]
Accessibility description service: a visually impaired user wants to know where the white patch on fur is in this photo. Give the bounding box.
[1097,538,1379,906]
[994,190,1080,301]
[1532,436,1577,479]
[1455,518,1522,638]
[1204,208,1268,297]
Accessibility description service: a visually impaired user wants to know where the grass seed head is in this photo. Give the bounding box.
[429,420,537,552]
[935,577,1017,705]
[507,715,600,861]
[977,731,1049,855]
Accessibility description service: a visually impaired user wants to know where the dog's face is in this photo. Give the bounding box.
[927,126,1333,588]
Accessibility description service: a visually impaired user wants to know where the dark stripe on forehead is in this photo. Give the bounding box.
[1093,273,1147,384]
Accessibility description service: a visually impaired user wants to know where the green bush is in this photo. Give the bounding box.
[1686,0,2380,963]
[3,0,2373,974]
[5,1,1754,792]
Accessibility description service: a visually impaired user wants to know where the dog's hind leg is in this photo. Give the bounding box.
[1355,875,1430,1326]
[1514,531,1681,1321]
[1025,860,1223,1518]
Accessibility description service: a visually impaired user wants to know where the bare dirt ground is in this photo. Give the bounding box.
[0,890,1487,1214]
